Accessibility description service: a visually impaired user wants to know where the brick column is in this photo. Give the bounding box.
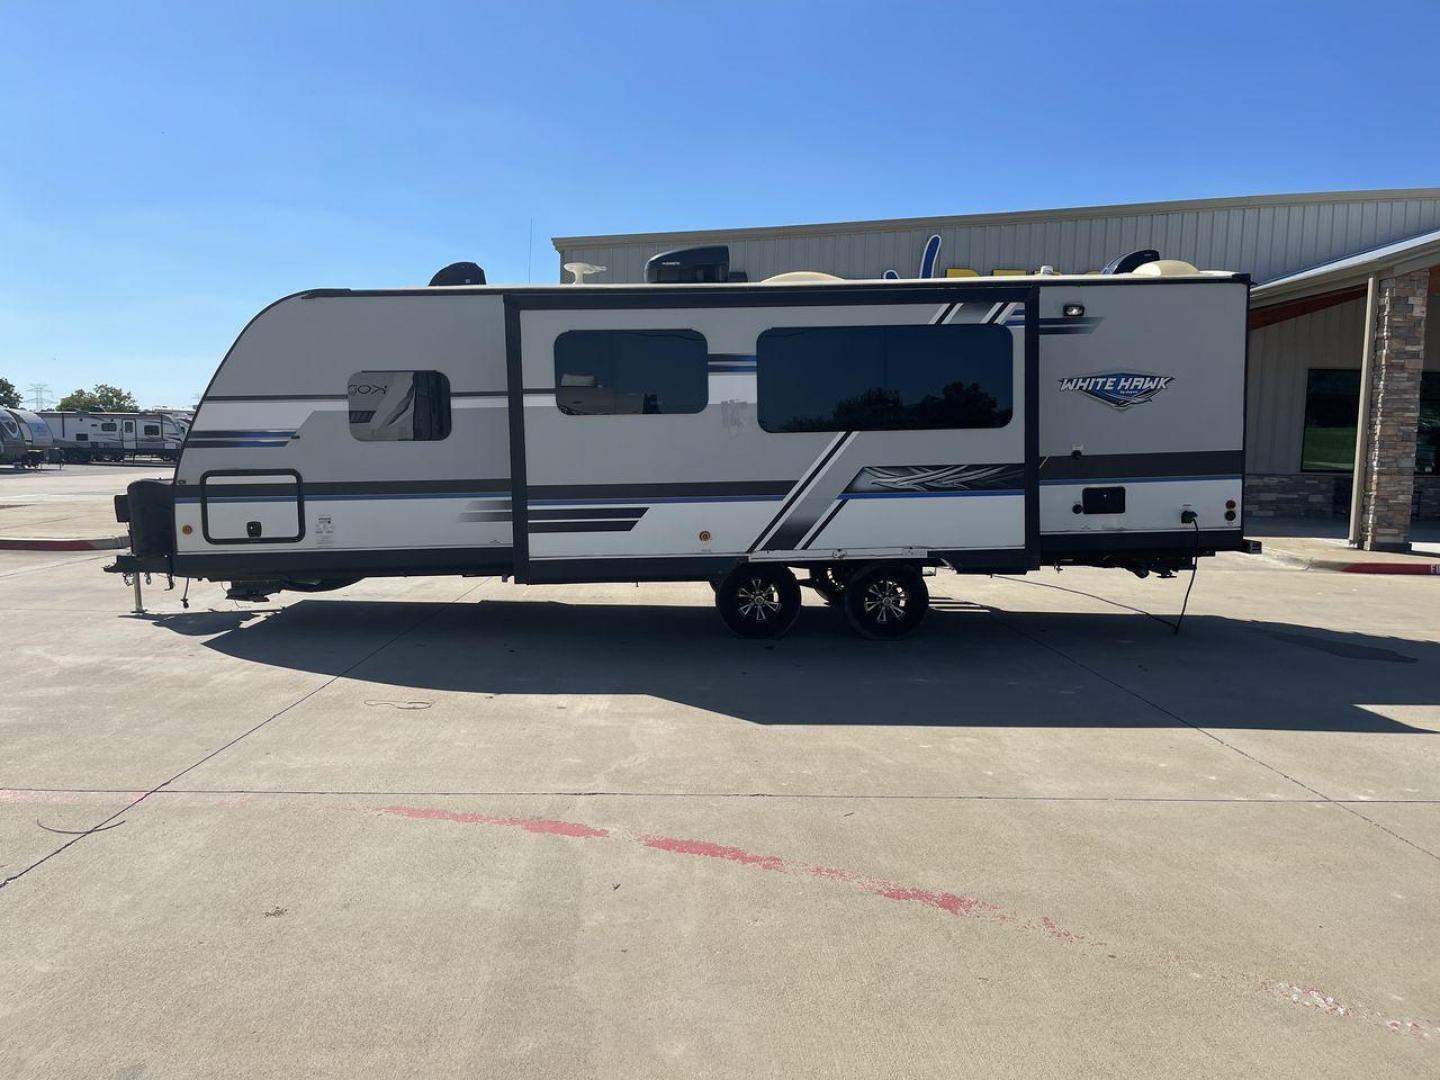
[1357,269,1428,550]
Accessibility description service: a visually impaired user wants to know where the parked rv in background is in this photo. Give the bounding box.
[39,410,187,462]
[0,410,28,467]
[4,408,61,467]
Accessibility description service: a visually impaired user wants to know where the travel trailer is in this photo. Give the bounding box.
[4,408,60,467]
[110,249,1253,638]
[0,411,26,468]
[40,410,186,462]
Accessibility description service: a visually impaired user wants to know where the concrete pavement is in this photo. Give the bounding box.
[0,461,167,544]
[1,544,1437,1077]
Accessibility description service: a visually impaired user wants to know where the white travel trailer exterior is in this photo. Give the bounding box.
[40,410,187,462]
[4,408,59,467]
[112,253,1253,638]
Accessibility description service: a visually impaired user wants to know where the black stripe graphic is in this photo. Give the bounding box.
[530,480,791,501]
[188,440,291,449]
[801,500,847,549]
[202,394,346,402]
[529,519,638,533]
[748,434,853,552]
[177,478,510,500]
[529,507,647,521]
[189,429,297,438]
[1039,450,1243,481]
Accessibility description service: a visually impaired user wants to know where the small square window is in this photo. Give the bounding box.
[348,371,452,441]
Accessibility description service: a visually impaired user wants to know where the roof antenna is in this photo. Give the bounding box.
[564,262,606,284]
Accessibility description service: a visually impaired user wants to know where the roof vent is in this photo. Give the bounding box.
[645,245,729,284]
[763,271,845,284]
[429,261,487,286]
[1100,249,1160,275]
[1130,259,1199,277]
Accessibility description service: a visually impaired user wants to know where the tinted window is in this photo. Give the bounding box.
[757,323,1013,433]
[144,424,160,436]
[348,370,451,441]
[554,329,707,416]
[1301,369,1360,473]
[1418,372,1440,475]
[100,421,117,432]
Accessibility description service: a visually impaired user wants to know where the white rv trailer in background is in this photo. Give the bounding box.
[0,411,27,468]
[39,410,186,462]
[4,408,60,467]
[111,248,1254,638]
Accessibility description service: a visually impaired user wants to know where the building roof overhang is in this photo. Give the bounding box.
[1250,227,1440,308]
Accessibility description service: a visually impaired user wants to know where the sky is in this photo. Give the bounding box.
[3,1,1439,407]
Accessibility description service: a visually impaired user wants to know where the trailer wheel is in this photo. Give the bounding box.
[715,564,802,639]
[843,563,929,640]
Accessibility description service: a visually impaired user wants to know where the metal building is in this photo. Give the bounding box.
[555,188,1440,550]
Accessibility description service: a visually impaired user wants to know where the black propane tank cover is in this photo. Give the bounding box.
[429,262,487,286]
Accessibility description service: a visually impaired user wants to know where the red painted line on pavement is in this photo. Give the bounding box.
[379,804,609,838]
[379,803,1434,1040]
[0,537,123,551]
[1340,562,1440,575]
[637,834,787,870]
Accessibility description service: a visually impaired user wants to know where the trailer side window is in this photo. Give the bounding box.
[100,421,118,432]
[757,323,1013,433]
[348,370,452,441]
[144,423,161,436]
[554,329,707,416]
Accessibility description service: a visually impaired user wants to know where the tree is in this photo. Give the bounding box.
[57,383,139,412]
[0,376,19,409]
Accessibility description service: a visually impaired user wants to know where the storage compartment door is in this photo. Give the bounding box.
[200,470,303,544]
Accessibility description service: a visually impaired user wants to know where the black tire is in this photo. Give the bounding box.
[715,563,802,639]
[843,563,930,640]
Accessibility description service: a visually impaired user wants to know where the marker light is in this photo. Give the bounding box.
[1225,499,1237,510]
[1063,303,1085,318]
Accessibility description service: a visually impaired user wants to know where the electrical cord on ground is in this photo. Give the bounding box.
[990,512,1203,635]
[1173,514,1202,636]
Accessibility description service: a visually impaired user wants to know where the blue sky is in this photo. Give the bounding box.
[3,1,1438,406]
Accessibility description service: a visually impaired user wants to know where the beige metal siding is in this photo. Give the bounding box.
[1246,299,1366,473]
[557,192,1440,286]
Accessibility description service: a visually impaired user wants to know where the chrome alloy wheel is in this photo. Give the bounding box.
[736,577,782,622]
[862,579,910,623]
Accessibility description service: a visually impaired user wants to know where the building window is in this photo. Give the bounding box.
[757,323,1013,433]
[554,329,708,416]
[1301,368,1440,473]
[348,370,452,441]
[1419,372,1440,475]
[1300,369,1360,472]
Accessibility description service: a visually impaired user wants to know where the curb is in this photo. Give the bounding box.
[0,535,128,552]
[1262,549,1440,575]
[1338,561,1440,575]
